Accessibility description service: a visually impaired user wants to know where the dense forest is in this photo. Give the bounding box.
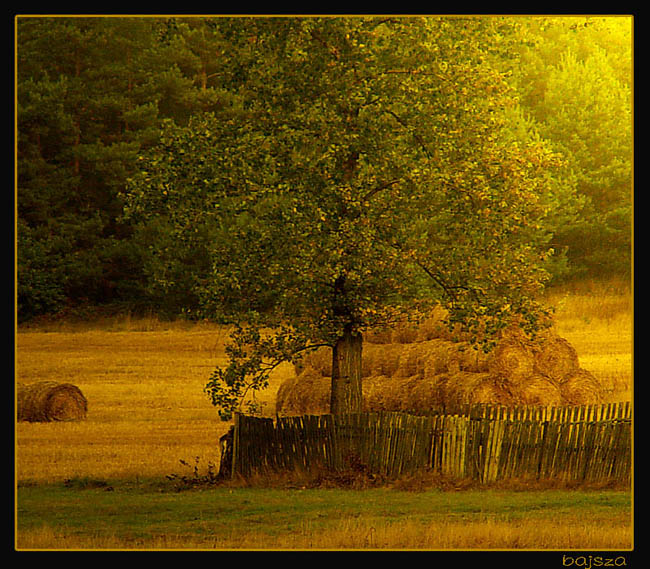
[16,16,632,324]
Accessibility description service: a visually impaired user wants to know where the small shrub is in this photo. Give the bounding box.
[166,457,220,490]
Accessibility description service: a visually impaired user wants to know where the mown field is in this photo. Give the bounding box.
[14,279,633,550]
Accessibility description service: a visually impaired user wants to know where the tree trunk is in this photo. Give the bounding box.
[330,326,363,415]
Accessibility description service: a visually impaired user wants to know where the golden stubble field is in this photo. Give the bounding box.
[15,282,632,485]
[15,324,250,482]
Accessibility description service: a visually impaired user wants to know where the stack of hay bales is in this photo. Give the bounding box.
[17,381,88,422]
[276,308,604,416]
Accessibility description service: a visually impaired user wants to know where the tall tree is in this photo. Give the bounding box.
[126,17,560,419]
[506,16,632,279]
[16,17,227,320]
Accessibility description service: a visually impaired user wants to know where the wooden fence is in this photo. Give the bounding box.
[229,402,631,484]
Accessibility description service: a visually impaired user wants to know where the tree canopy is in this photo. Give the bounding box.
[125,17,566,418]
[506,16,632,278]
[17,16,632,416]
[17,17,226,319]
[17,16,632,319]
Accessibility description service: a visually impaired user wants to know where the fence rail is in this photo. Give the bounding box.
[229,402,631,484]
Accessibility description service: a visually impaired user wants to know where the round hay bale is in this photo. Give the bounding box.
[275,373,300,415]
[421,340,456,377]
[415,305,451,341]
[394,376,427,412]
[423,339,488,375]
[363,374,427,413]
[364,327,394,344]
[366,343,404,377]
[365,370,521,414]
[277,325,591,417]
[400,376,445,414]
[360,343,389,378]
[458,343,491,373]
[392,325,420,344]
[17,381,87,422]
[276,367,331,416]
[394,340,480,379]
[299,346,332,377]
[362,374,395,412]
[439,372,505,409]
[471,377,518,406]
[518,374,563,406]
[421,347,453,378]
[423,353,443,380]
[560,369,604,405]
[487,335,535,387]
[396,344,427,378]
[534,334,580,384]
[297,344,380,380]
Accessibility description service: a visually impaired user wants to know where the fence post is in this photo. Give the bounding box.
[231,412,240,479]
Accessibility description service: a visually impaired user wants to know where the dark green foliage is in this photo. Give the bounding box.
[17,15,631,333]
[16,17,228,320]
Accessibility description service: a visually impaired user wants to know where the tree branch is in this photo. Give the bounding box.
[385,109,432,158]
[362,179,401,202]
[310,28,339,59]
[413,259,460,302]
[390,238,472,303]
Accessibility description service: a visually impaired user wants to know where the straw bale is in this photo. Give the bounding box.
[362,339,485,382]
[366,321,427,345]
[358,343,398,378]
[400,376,445,414]
[17,381,87,422]
[364,305,454,345]
[364,374,445,414]
[277,321,595,416]
[394,376,429,412]
[278,369,445,416]
[361,374,393,412]
[275,373,299,414]
[298,339,489,384]
[534,334,580,384]
[415,304,454,341]
[560,369,604,405]
[472,378,518,406]
[420,340,453,378]
[365,343,404,377]
[298,346,332,377]
[391,325,420,344]
[518,374,563,406]
[363,328,394,344]
[276,366,331,416]
[396,344,427,378]
[439,372,515,409]
[363,374,415,412]
[487,333,535,387]
[277,370,430,415]
[298,343,406,379]
[428,340,489,376]
[459,344,490,373]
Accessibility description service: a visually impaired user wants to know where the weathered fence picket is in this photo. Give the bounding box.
[228,402,631,483]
